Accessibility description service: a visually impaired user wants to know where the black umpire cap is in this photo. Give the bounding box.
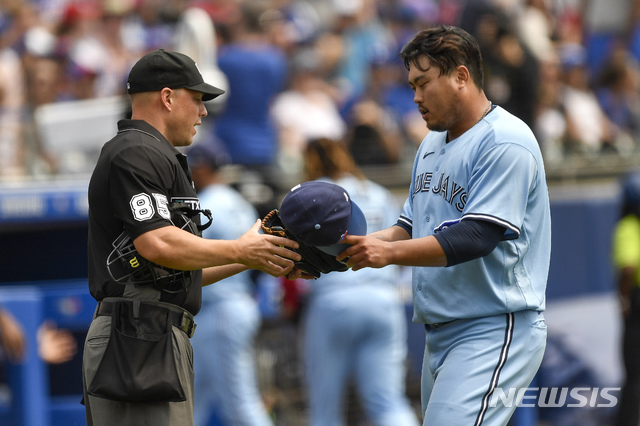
[127,49,225,101]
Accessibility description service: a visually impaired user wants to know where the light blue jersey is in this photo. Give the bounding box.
[399,106,551,324]
[199,184,258,301]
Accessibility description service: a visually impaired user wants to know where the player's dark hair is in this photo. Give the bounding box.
[399,25,485,90]
[304,138,366,181]
[240,1,269,34]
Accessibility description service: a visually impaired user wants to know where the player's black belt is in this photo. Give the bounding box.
[95,298,197,338]
[424,320,454,330]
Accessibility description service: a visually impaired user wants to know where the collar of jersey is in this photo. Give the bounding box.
[117,119,183,157]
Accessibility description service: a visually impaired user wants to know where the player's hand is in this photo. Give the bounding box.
[286,267,317,281]
[238,220,302,277]
[37,321,77,364]
[336,234,390,271]
[0,309,26,363]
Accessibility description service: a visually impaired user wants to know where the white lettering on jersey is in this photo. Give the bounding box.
[171,197,201,210]
[413,172,468,212]
[153,193,170,219]
[130,193,154,221]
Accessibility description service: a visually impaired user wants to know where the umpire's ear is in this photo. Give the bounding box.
[161,87,177,111]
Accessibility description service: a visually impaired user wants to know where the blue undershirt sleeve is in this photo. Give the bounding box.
[393,221,412,235]
[433,219,506,266]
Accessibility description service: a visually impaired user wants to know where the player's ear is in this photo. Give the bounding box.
[454,65,470,88]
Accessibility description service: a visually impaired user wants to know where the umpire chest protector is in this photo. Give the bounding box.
[88,119,204,315]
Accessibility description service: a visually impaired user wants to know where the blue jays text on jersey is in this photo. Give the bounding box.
[413,171,468,213]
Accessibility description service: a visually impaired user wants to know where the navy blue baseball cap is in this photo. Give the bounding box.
[127,49,225,101]
[279,181,367,256]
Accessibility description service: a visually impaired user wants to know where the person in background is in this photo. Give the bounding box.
[271,47,347,180]
[299,137,419,426]
[212,1,288,216]
[324,0,396,115]
[0,307,25,364]
[557,42,617,156]
[344,97,404,165]
[187,141,274,426]
[460,3,539,130]
[594,48,640,153]
[0,306,77,364]
[612,170,640,426]
[0,45,25,178]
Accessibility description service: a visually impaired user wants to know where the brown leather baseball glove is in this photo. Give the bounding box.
[261,209,349,279]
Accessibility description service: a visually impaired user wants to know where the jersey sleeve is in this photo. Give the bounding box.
[109,145,176,239]
[463,143,539,239]
[201,189,258,241]
[395,196,413,235]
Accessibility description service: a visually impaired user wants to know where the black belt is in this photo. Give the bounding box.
[424,320,454,330]
[96,299,197,338]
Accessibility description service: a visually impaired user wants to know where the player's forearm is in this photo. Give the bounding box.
[341,231,447,270]
[387,235,448,267]
[202,264,249,286]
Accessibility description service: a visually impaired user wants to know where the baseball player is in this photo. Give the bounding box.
[300,138,419,426]
[83,49,300,426]
[332,26,551,425]
[187,141,274,426]
[612,171,640,426]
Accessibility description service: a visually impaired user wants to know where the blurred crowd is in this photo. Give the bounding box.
[3,0,640,180]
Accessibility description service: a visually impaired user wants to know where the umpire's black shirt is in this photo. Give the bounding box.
[88,119,203,315]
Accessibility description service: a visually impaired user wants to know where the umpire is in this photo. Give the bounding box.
[82,49,300,426]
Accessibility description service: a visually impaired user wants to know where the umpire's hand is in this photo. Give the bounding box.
[239,220,301,277]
